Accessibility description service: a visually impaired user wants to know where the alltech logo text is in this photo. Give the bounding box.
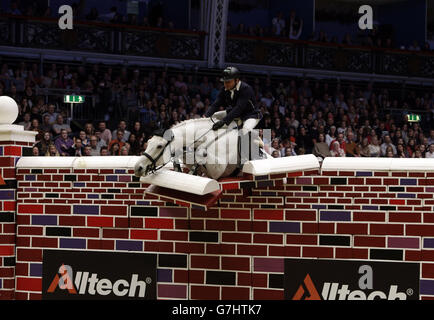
[285,259,419,300]
[47,264,150,298]
[42,250,156,300]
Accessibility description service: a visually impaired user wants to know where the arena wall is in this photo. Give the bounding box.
[1,137,434,300]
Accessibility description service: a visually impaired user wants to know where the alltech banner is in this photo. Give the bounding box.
[284,259,419,300]
[42,250,157,300]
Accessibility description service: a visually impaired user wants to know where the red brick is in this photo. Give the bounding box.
[0,245,14,256]
[302,222,318,233]
[144,241,173,252]
[114,217,129,228]
[253,288,284,300]
[16,248,42,261]
[17,204,43,214]
[16,277,42,292]
[286,234,317,245]
[175,242,204,254]
[206,243,235,255]
[302,246,333,258]
[221,257,250,271]
[253,209,283,220]
[31,236,58,248]
[389,199,406,205]
[59,215,85,226]
[389,212,421,223]
[222,232,252,244]
[73,228,99,238]
[0,157,15,167]
[160,230,188,241]
[191,255,220,269]
[190,285,220,300]
[220,208,251,220]
[222,286,250,300]
[130,229,158,240]
[337,223,368,235]
[370,223,403,235]
[365,178,382,185]
[422,263,434,278]
[354,236,385,247]
[45,205,70,215]
[406,225,434,237]
[205,220,235,231]
[237,244,267,256]
[251,273,267,287]
[268,245,301,257]
[87,216,113,228]
[285,209,316,221]
[253,233,283,244]
[100,205,127,216]
[145,218,174,229]
[174,270,204,284]
[353,211,386,222]
[335,248,369,260]
[87,239,114,250]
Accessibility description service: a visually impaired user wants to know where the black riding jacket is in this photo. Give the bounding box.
[205,81,262,125]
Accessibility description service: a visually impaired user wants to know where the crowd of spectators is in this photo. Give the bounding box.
[228,9,433,52]
[0,60,433,160]
[2,0,175,29]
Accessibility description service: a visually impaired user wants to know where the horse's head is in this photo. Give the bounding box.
[134,129,174,177]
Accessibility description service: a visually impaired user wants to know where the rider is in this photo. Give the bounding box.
[204,66,262,164]
[205,66,261,131]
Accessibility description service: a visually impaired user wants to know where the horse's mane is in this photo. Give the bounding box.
[170,117,209,130]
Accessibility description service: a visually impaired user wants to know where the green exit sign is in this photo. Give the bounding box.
[407,114,421,122]
[64,95,84,104]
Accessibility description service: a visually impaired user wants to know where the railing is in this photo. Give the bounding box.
[0,14,207,61]
[1,14,434,79]
[226,34,434,79]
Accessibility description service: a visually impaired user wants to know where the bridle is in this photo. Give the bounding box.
[142,134,174,174]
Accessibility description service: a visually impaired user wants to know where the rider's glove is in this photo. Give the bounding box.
[212,120,225,131]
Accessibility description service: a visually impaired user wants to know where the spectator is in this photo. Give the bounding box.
[40,114,53,133]
[7,1,22,15]
[272,12,286,36]
[325,126,337,146]
[396,144,409,158]
[30,119,43,141]
[46,144,60,157]
[288,16,303,40]
[345,132,360,157]
[284,146,296,157]
[98,121,112,146]
[120,146,129,156]
[426,144,434,158]
[19,112,32,130]
[70,138,85,157]
[330,140,345,157]
[88,135,101,156]
[271,150,281,158]
[368,136,381,157]
[428,129,434,146]
[100,146,109,156]
[109,142,121,156]
[112,120,131,143]
[42,104,59,125]
[380,135,397,156]
[313,133,331,159]
[32,146,39,156]
[108,130,126,153]
[83,145,93,156]
[34,132,52,155]
[359,137,371,157]
[52,115,72,137]
[330,132,346,152]
[296,126,313,154]
[55,129,74,156]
